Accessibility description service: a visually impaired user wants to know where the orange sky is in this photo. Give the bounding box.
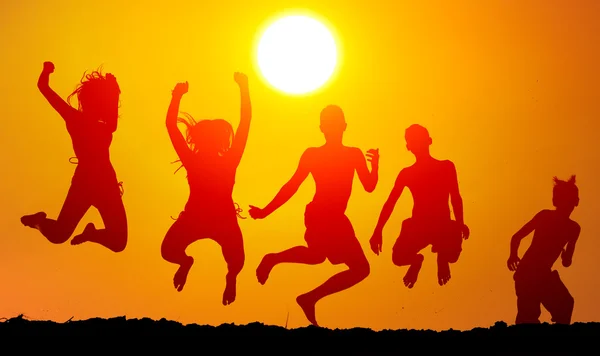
[0,0,599,331]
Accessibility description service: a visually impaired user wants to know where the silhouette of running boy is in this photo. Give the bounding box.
[370,124,469,288]
[161,73,251,306]
[249,105,379,326]
[507,175,581,325]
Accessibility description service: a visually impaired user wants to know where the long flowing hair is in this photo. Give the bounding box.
[172,113,234,174]
[170,113,245,219]
[66,67,121,125]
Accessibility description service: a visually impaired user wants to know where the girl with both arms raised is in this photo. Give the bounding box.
[161,73,251,306]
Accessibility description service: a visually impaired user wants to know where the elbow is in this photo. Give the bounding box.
[37,83,49,93]
[365,178,378,193]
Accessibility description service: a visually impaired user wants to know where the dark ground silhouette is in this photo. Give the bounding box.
[0,315,595,355]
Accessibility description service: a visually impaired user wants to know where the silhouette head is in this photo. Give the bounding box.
[67,69,120,124]
[179,113,234,157]
[552,175,579,211]
[405,124,432,155]
[320,105,347,142]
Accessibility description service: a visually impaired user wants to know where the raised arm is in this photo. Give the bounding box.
[249,150,312,219]
[166,82,193,166]
[228,72,251,168]
[355,148,379,193]
[561,223,581,267]
[507,211,542,271]
[37,62,78,122]
[369,169,406,255]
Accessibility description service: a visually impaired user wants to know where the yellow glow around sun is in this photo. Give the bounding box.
[257,15,338,95]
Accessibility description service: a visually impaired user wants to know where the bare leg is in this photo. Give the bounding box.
[219,226,245,306]
[435,225,463,286]
[256,246,326,285]
[297,253,370,326]
[392,249,424,289]
[543,271,574,325]
[21,181,90,244]
[391,221,426,289]
[437,253,451,286]
[161,217,195,292]
[71,183,128,252]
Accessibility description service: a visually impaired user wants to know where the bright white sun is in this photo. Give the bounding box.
[257,15,338,95]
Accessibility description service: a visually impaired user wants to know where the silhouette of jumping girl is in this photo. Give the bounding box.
[21,61,127,253]
[161,73,251,306]
[508,175,581,325]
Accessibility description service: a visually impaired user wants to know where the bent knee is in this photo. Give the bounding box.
[113,237,127,253]
[392,249,415,267]
[440,249,461,264]
[313,252,328,264]
[47,225,76,244]
[49,232,72,244]
[223,245,245,272]
[161,239,182,262]
[349,257,370,280]
[110,229,128,253]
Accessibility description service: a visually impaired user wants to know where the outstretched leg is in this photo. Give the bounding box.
[21,181,90,244]
[296,250,370,326]
[161,215,196,292]
[71,182,127,252]
[218,225,245,306]
[256,246,326,285]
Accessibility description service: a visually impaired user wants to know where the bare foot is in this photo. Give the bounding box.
[21,212,47,229]
[256,254,276,285]
[174,257,194,292]
[403,254,424,289]
[437,254,451,286]
[222,279,237,306]
[71,223,96,245]
[297,293,318,326]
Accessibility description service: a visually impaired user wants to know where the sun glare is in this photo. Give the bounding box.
[257,14,338,95]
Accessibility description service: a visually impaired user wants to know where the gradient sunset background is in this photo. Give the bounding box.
[1,0,599,331]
